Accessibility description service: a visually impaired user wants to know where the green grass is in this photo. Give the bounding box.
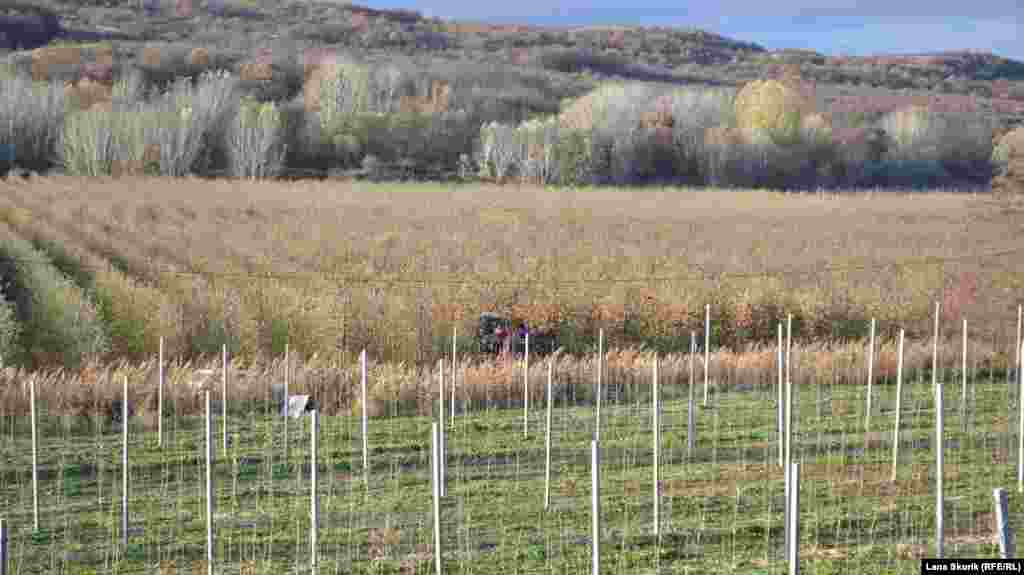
[0,375,1017,574]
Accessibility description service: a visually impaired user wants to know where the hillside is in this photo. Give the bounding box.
[5,0,1024,109]
[0,0,1023,190]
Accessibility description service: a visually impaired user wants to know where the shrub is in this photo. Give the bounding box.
[734,79,809,147]
[477,121,520,182]
[226,97,288,179]
[59,105,133,176]
[516,116,561,184]
[992,127,1024,176]
[145,70,237,176]
[879,106,994,180]
[0,74,65,172]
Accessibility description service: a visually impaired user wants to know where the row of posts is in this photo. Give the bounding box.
[3,303,1024,573]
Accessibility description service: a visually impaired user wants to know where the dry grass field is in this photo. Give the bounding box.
[1,175,1022,368]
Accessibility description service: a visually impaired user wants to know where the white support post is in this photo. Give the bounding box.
[778,322,784,468]
[30,377,39,532]
[961,318,968,433]
[524,332,529,438]
[595,329,603,442]
[122,375,129,549]
[866,318,875,432]
[652,355,660,537]
[432,423,443,575]
[451,327,457,424]
[438,358,446,498]
[786,314,792,392]
[544,358,553,511]
[361,349,369,483]
[932,302,940,396]
[1019,340,1024,494]
[157,336,164,449]
[1017,305,1022,409]
[205,390,214,575]
[0,517,6,575]
[936,381,945,559]
[784,337,794,557]
[892,329,905,482]
[787,463,801,575]
[688,332,696,457]
[222,344,228,454]
[310,410,319,570]
[703,304,710,406]
[995,488,1015,558]
[591,440,601,575]
[284,343,290,463]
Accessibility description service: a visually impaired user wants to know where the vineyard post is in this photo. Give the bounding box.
[994,488,1015,558]
[284,343,290,465]
[0,517,6,575]
[438,358,446,497]
[222,344,228,453]
[961,319,967,433]
[787,463,801,575]
[30,377,39,532]
[891,329,905,482]
[524,333,529,438]
[361,349,368,484]
[1016,305,1022,409]
[432,423,443,575]
[544,358,553,511]
[595,329,603,442]
[703,304,710,406]
[451,327,457,424]
[936,381,944,558]
[1018,340,1024,494]
[205,390,214,575]
[784,338,794,558]
[865,318,875,432]
[158,336,163,448]
[931,302,940,396]
[778,322,784,467]
[652,355,660,537]
[688,332,696,457]
[591,440,601,575]
[121,375,129,549]
[310,409,319,570]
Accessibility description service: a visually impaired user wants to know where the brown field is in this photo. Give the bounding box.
[0,176,1023,366]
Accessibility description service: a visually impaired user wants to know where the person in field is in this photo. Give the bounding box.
[496,323,512,363]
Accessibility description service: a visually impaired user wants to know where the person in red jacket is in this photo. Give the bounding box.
[495,324,512,362]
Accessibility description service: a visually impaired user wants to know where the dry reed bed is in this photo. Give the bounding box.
[0,176,1021,365]
[0,338,1012,417]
